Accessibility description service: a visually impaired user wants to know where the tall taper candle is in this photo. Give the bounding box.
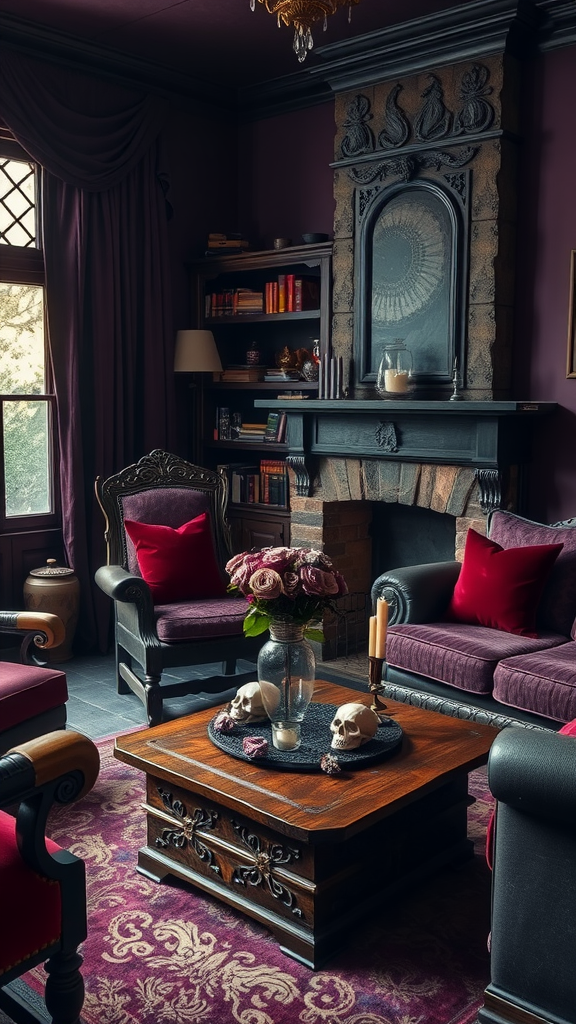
[375,598,388,659]
[368,615,377,658]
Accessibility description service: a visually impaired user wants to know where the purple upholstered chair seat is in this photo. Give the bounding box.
[0,663,68,731]
[155,597,248,642]
[387,623,567,695]
[493,642,576,722]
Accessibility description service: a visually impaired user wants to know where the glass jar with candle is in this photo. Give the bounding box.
[257,619,316,751]
[376,339,413,398]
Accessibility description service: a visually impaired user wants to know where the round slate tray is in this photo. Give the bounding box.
[208,702,403,773]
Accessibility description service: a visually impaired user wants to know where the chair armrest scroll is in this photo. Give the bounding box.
[10,729,100,801]
[371,561,461,624]
[488,729,576,826]
[0,610,65,650]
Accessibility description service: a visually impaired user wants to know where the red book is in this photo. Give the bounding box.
[294,278,302,312]
[277,274,286,313]
[286,273,295,312]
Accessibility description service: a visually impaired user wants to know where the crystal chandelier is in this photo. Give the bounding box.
[250,0,360,63]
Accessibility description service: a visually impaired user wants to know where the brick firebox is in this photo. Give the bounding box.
[288,457,488,660]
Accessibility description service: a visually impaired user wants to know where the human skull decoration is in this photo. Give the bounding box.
[229,681,268,723]
[330,702,379,751]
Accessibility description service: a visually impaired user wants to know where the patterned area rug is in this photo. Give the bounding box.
[22,734,493,1024]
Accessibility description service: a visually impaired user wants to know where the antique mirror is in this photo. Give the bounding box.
[354,178,468,396]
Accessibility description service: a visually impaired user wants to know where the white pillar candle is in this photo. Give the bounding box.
[384,369,410,394]
[368,615,377,657]
[375,598,388,659]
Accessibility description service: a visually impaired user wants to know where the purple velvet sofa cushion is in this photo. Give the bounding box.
[386,622,566,695]
[489,510,576,637]
[120,488,212,576]
[493,641,576,723]
[0,663,68,730]
[155,596,247,642]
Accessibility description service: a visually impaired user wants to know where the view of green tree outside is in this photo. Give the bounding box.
[0,282,51,516]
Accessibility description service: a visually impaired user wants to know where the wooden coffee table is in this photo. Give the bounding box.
[114,680,496,969]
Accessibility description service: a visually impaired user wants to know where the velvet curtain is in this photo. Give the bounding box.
[0,49,177,652]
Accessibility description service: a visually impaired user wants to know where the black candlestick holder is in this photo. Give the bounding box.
[368,655,390,717]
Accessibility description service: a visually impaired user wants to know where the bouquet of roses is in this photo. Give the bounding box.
[226,546,348,639]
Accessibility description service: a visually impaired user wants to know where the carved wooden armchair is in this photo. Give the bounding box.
[0,729,100,1024]
[95,449,263,726]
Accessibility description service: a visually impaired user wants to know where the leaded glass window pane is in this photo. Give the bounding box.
[0,158,37,247]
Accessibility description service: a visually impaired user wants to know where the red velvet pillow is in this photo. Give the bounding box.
[446,528,563,637]
[124,512,227,604]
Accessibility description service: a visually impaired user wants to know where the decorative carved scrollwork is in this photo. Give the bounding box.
[340,94,375,158]
[375,422,398,452]
[155,789,221,874]
[444,172,468,203]
[230,822,303,917]
[286,455,309,497]
[414,75,452,142]
[378,83,411,149]
[454,64,494,135]
[349,146,478,190]
[474,468,502,514]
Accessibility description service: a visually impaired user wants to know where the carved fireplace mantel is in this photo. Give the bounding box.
[254,398,556,509]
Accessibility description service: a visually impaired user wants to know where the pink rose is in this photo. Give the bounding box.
[260,547,294,573]
[282,571,301,597]
[300,566,340,597]
[225,552,246,575]
[249,567,284,600]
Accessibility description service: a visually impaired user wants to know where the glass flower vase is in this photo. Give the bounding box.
[257,619,316,751]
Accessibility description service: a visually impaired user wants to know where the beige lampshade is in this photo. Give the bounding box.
[174,330,222,373]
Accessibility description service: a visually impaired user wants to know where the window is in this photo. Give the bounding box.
[0,126,57,527]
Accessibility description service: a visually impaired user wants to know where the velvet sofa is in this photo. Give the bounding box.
[371,510,576,730]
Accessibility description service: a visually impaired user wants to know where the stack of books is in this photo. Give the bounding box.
[206,233,250,254]
[236,422,268,442]
[234,288,264,314]
[214,366,265,382]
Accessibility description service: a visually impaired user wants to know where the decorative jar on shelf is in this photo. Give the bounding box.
[257,619,316,751]
[376,339,414,398]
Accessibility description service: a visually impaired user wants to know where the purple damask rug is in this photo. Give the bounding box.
[23,734,493,1024]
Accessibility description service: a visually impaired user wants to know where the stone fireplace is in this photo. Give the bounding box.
[255,3,556,659]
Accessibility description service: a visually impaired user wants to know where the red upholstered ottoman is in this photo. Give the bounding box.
[0,663,68,754]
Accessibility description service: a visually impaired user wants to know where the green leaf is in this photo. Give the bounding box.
[243,607,270,637]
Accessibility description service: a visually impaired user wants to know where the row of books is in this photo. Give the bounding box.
[205,276,319,318]
[265,275,319,314]
[218,460,289,507]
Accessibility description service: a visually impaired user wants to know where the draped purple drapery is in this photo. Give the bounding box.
[0,49,177,652]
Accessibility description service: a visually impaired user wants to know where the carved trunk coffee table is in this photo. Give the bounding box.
[114,680,496,969]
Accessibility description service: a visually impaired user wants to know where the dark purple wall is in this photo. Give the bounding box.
[514,44,576,523]
[238,103,336,250]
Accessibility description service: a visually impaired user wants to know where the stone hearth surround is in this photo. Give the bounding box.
[289,459,488,659]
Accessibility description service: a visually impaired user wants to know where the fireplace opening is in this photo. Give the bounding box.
[371,502,456,579]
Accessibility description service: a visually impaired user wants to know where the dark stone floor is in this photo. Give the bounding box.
[50,650,368,740]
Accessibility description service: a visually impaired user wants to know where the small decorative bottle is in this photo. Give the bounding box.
[246,343,260,366]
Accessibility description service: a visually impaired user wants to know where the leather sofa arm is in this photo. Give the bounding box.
[488,728,576,825]
[371,561,461,625]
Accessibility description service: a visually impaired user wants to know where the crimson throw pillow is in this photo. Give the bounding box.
[446,528,563,637]
[124,512,227,604]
